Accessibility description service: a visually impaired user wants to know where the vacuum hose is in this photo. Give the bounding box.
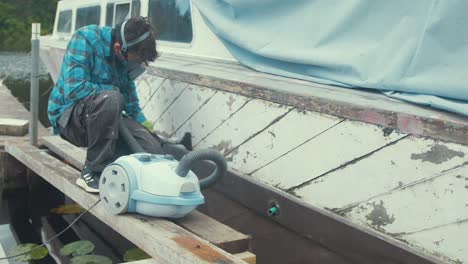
[118,120,226,189]
[119,121,145,153]
[175,149,227,189]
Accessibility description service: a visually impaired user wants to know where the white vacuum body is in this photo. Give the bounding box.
[99,153,205,218]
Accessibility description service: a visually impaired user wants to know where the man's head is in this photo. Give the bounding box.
[113,16,158,66]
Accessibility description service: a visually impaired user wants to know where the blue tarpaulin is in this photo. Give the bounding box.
[193,0,468,116]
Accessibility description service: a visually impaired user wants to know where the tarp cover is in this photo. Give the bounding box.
[192,0,468,116]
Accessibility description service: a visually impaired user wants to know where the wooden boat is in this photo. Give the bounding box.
[39,0,468,263]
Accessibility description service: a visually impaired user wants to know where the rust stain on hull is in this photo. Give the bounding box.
[172,236,234,264]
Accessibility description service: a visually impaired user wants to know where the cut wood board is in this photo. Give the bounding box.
[295,136,468,210]
[173,90,250,146]
[0,118,28,136]
[142,79,189,125]
[6,143,247,264]
[41,136,252,255]
[195,99,291,156]
[227,108,342,175]
[251,120,406,190]
[154,84,217,137]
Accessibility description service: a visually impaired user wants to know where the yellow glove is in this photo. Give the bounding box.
[140,120,154,132]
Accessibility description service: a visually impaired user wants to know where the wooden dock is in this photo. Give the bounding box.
[0,81,255,263]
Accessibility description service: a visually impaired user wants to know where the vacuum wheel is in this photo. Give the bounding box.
[99,164,131,214]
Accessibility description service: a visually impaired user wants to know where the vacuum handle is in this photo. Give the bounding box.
[175,149,227,189]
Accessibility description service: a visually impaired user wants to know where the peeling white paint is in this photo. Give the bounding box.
[136,74,165,108]
[196,99,291,156]
[401,220,468,263]
[173,91,249,146]
[295,137,468,210]
[251,120,405,189]
[345,165,468,234]
[154,84,216,137]
[142,79,188,125]
[228,109,342,175]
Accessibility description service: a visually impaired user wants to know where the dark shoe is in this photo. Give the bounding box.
[76,166,100,193]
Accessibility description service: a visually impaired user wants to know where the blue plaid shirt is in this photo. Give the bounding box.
[48,25,146,133]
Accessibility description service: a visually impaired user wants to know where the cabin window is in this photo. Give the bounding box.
[57,10,72,33]
[106,1,140,27]
[76,6,101,29]
[131,0,141,17]
[148,0,193,43]
[115,3,131,26]
[105,3,114,27]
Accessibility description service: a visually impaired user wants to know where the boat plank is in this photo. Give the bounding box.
[399,220,468,263]
[142,79,188,127]
[295,136,468,210]
[150,54,468,145]
[195,99,291,156]
[251,120,405,189]
[136,75,165,109]
[41,135,252,255]
[344,165,468,234]
[154,84,217,137]
[173,90,250,146]
[227,108,342,175]
[5,143,247,264]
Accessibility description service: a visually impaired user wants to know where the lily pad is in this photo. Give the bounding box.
[60,240,95,256]
[123,248,151,262]
[70,255,112,264]
[8,243,48,262]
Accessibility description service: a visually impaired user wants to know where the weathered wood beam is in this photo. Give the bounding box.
[41,136,253,255]
[149,54,468,145]
[5,143,247,264]
[0,118,28,136]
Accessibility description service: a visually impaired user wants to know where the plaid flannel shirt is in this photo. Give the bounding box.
[48,25,146,134]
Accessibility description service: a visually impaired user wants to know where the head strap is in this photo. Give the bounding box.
[120,19,150,53]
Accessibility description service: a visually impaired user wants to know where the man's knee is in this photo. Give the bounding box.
[95,90,124,112]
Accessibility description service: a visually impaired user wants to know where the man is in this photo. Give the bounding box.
[48,17,162,193]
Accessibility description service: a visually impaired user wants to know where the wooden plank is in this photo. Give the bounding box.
[135,75,166,109]
[5,143,246,264]
[150,53,468,145]
[195,99,291,155]
[233,251,256,264]
[175,211,250,254]
[399,220,468,264]
[251,120,406,190]
[173,90,250,146]
[344,165,468,235]
[0,118,28,136]
[41,136,252,255]
[164,144,443,264]
[227,108,342,175]
[295,136,468,210]
[142,79,189,127]
[0,245,8,264]
[154,84,217,137]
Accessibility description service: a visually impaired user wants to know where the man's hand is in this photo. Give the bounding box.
[140,120,154,132]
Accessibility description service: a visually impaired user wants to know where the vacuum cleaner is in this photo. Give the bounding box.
[98,121,227,218]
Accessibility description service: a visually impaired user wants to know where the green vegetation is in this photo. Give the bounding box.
[0,0,57,52]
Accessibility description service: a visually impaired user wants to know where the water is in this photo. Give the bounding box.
[0,53,137,263]
[0,52,53,127]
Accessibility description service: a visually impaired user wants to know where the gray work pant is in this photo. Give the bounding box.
[57,90,162,173]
